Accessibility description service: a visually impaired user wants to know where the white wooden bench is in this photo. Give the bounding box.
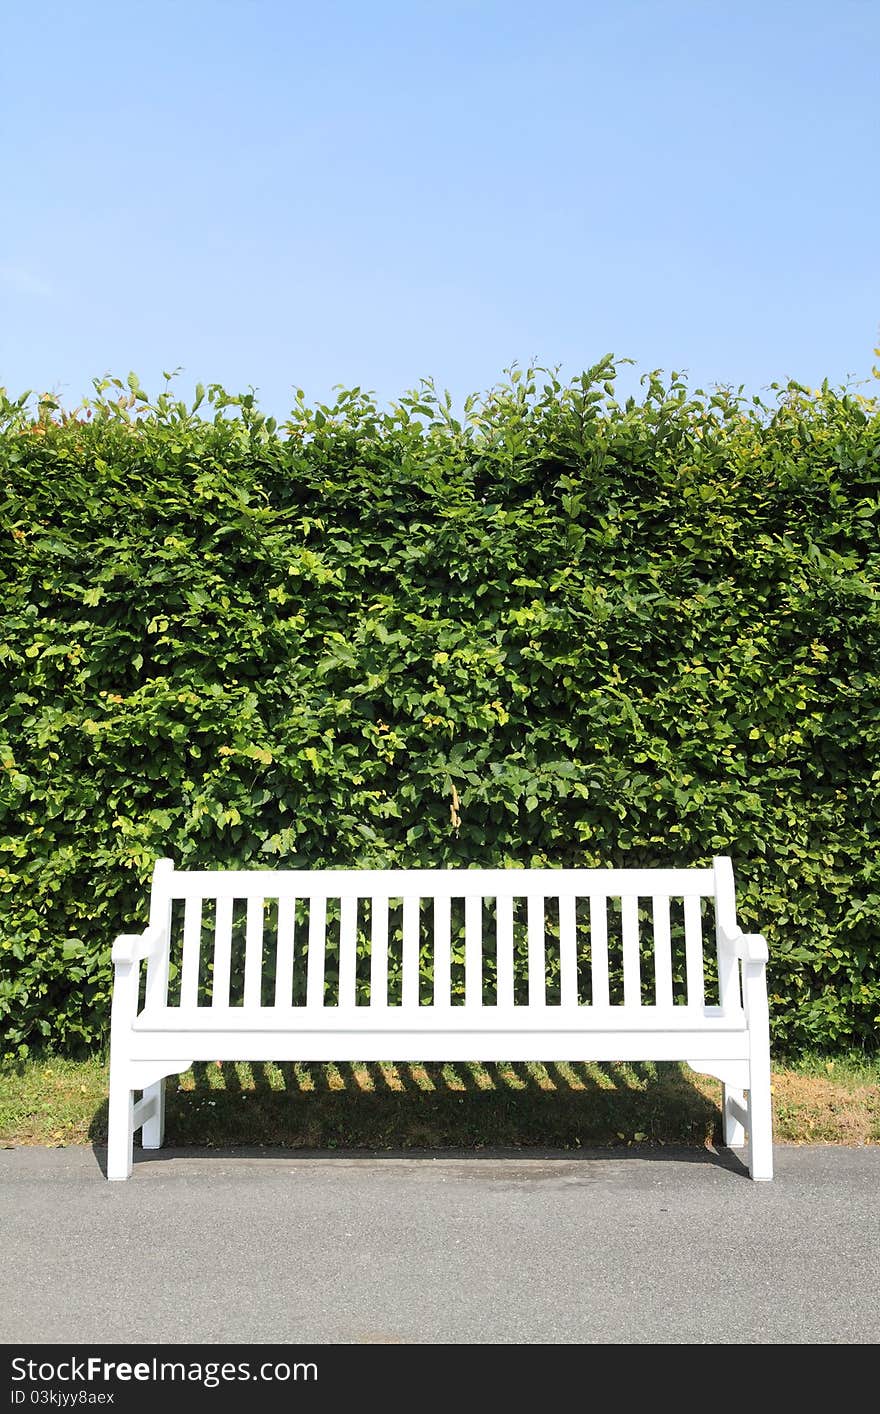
[107,856,773,1180]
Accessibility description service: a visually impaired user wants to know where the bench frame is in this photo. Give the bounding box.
[107,856,773,1181]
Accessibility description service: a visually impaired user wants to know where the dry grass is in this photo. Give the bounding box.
[1,1055,877,1151]
[767,1070,880,1144]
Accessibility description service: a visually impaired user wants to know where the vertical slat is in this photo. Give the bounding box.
[465,895,482,1007]
[243,896,264,1008]
[621,893,641,1007]
[559,894,577,1007]
[306,894,327,1007]
[274,895,296,1007]
[684,894,705,1009]
[211,895,233,1007]
[713,857,741,1014]
[527,894,545,1007]
[716,938,740,1012]
[402,895,420,1009]
[433,894,451,1007]
[495,895,514,1009]
[179,896,202,1009]
[145,858,174,1010]
[590,894,610,1007]
[370,896,388,1007]
[652,895,673,1008]
[338,894,358,1009]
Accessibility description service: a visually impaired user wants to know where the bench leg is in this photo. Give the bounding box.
[747,1055,773,1182]
[722,1084,746,1148]
[141,1078,165,1150]
[107,1072,134,1181]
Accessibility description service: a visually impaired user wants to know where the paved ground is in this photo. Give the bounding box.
[2,1144,878,1344]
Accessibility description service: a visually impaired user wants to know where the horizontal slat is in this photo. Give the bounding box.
[135,1004,746,1033]
[163,868,715,899]
[128,1029,750,1065]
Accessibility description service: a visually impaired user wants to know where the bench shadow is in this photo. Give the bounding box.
[88,1061,749,1178]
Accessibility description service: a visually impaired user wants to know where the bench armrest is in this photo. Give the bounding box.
[111,925,166,966]
[719,925,768,964]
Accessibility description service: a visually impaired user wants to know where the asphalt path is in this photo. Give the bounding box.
[2,1144,877,1344]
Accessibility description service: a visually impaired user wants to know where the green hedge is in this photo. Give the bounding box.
[1,361,879,1057]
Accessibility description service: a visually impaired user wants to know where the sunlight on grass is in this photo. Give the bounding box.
[527,1063,557,1092]
[553,1062,586,1091]
[377,1062,405,1092]
[352,1064,376,1092]
[440,1064,466,1092]
[1,1054,877,1149]
[409,1065,436,1092]
[495,1063,527,1091]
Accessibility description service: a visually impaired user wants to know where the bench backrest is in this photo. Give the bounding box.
[143,859,742,1015]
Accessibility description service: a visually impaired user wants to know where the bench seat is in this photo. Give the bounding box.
[132,1003,748,1033]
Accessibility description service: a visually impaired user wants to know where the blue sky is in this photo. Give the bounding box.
[2,0,878,414]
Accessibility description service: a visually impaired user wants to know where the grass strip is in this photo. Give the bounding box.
[1,1056,877,1151]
